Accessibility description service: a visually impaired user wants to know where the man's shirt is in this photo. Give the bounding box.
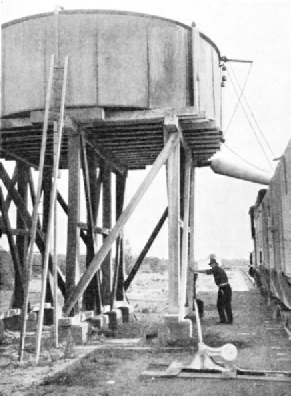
[206,266,229,286]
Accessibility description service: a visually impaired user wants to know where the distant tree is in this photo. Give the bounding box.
[148,257,160,272]
[124,239,135,274]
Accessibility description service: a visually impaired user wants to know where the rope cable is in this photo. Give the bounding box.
[228,63,276,159]
[223,143,271,174]
[226,69,274,171]
[224,63,253,135]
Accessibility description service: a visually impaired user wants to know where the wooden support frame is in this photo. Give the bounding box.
[0,187,23,289]
[124,207,168,291]
[187,164,197,314]
[180,151,192,318]
[42,166,54,306]
[191,24,201,109]
[15,162,29,307]
[111,172,127,307]
[63,131,179,316]
[65,126,81,312]
[57,191,88,245]
[27,169,42,232]
[35,56,69,363]
[77,129,127,176]
[80,132,102,313]
[101,162,112,307]
[166,130,181,315]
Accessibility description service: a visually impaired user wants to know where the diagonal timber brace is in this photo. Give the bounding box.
[0,162,66,295]
[63,131,180,316]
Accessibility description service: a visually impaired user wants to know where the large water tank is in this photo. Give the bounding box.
[1,10,221,124]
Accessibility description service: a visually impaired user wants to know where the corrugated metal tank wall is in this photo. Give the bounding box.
[1,10,221,124]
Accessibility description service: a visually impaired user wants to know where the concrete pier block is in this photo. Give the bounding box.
[70,322,89,344]
[105,309,123,330]
[87,314,109,329]
[80,311,94,321]
[58,316,80,326]
[165,314,192,341]
[55,321,89,345]
[44,308,54,325]
[119,305,134,323]
[28,312,38,321]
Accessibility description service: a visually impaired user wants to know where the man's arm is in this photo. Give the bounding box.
[195,269,213,275]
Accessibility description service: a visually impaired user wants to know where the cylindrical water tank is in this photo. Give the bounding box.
[1,10,221,124]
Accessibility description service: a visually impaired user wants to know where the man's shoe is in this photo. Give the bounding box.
[216,321,227,324]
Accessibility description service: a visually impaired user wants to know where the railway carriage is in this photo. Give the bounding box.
[250,140,291,310]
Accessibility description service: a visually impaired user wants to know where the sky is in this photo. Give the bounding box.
[1,0,291,260]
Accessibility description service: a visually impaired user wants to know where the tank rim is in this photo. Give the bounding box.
[1,8,221,58]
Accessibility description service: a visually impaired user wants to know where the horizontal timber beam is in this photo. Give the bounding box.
[104,106,201,124]
[30,107,105,124]
[78,222,110,236]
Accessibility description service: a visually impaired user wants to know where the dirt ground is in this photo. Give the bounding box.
[0,269,291,395]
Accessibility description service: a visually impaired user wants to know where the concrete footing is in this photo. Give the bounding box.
[105,308,123,330]
[119,305,134,323]
[54,321,89,345]
[87,314,109,329]
[164,314,192,341]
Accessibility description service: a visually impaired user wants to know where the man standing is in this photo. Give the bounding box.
[196,254,233,324]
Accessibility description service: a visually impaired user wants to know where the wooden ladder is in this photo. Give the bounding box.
[18,55,69,363]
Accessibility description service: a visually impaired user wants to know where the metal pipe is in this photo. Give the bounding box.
[210,156,272,185]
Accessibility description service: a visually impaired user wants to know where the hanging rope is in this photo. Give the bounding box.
[228,63,276,160]
[225,66,274,171]
[224,143,272,174]
[224,62,253,136]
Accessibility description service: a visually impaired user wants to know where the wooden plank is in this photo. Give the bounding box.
[115,173,127,302]
[167,134,181,314]
[95,135,163,144]
[148,26,187,108]
[83,131,127,176]
[30,107,105,124]
[180,151,192,317]
[188,165,197,314]
[15,163,29,307]
[20,55,55,359]
[0,228,29,235]
[180,120,218,130]
[66,128,81,308]
[0,148,37,170]
[101,163,112,306]
[2,18,47,115]
[63,132,179,316]
[105,107,199,123]
[80,133,102,313]
[35,57,69,364]
[57,191,88,245]
[191,24,201,109]
[97,17,148,107]
[102,142,163,150]
[0,118,33,128]
[58,14,98,107]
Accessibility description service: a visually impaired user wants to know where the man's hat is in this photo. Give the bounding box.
[209,253,217,265]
